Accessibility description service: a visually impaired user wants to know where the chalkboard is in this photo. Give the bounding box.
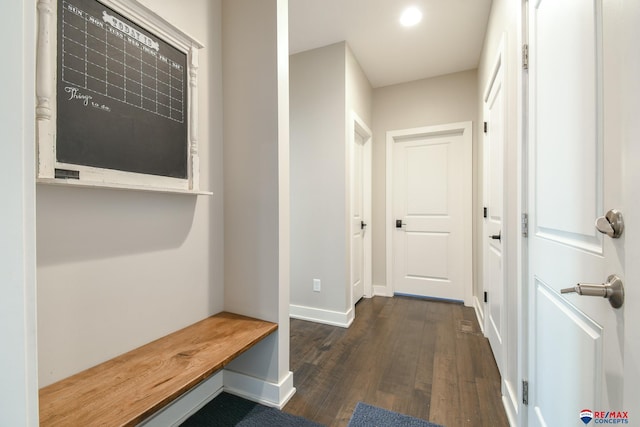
[56,0,188,179]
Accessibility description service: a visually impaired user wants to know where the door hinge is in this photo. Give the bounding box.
[522,213,529,237]
[522,380,529,405]
[483,207,488,218]
[483,121,488,133]
[522,44,529,70]
[484,291,488,303]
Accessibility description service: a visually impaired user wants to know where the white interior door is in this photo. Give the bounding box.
[528,1,625,425]
[621,0,640,411]
[483,47,505,375]
[351,131,365,303]
[351,114,371,305]
[389,123,472,304]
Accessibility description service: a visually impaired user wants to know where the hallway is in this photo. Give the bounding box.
[284,296,509,426]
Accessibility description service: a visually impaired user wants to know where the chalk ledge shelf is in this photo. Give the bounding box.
[37,177,213,196]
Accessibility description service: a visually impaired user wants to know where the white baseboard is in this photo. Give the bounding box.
[289,304,354,328]
[223,370,296,410]
[502,379,520,426]
[473,295,485,334]
[139,369,297,425]
[373,284,393,297]
[139,371,224,427]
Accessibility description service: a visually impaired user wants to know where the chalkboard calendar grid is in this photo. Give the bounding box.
[36,0,207,193]
[60,1,185,123]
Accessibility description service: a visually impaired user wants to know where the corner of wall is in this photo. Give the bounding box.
[289,42,349,319]
[223,369,295,409]
[1,0,38,423]
[221,0,290,397]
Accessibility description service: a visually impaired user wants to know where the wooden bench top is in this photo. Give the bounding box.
[39,312,278,427]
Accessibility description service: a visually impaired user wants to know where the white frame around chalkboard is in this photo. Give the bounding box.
[36,0,210,195]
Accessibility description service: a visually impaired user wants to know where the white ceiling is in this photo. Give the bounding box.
[289,0,493,88]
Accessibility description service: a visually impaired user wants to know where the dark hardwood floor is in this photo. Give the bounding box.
[283,296,509,427]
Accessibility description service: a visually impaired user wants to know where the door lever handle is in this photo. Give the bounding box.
[595,209,624,238]
[561,274,624,309]
[361,220,367,230]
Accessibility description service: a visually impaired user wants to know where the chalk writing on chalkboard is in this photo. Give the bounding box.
[56,0,189,179]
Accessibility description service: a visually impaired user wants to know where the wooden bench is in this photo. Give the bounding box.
[39,312,278,426]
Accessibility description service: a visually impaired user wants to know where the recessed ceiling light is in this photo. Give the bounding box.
[400,7,423,27]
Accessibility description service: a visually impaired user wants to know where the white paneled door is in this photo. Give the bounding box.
[528,0,626,425]
[389,123,472,304]
[351,131,365,303]
[483,43,505,376]
[351,114,372,305]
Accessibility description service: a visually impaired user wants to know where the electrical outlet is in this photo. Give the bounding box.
[313,279,321,292]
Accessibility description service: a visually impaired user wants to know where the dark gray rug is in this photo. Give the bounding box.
[348,402,444,427]
[180,392,323,427]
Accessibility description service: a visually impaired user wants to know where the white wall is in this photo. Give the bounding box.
[290,43,347,316]
[222,0,293,405]
[371,70,478,291]
[289,42,372,325]
[36,0,224,387]
[0,0,38,424]
[346,45,373,125]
